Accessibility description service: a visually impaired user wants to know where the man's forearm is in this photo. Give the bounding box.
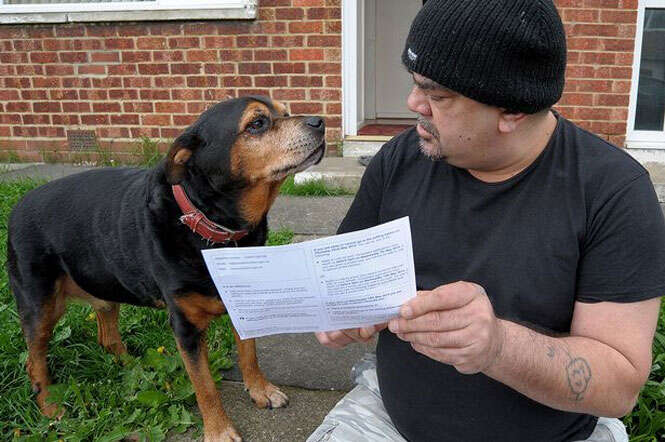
[482,319,643,417]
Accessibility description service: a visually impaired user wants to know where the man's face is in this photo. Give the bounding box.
[407,72,502,170]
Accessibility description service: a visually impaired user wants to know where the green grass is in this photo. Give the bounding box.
[0,179,294,441]
[133,136,165,168]
[279,175,354,196]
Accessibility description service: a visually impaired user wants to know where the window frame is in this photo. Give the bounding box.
[626,0,665,149]
[0,0,257,23]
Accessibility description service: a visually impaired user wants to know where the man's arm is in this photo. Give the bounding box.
[388,282,660,417]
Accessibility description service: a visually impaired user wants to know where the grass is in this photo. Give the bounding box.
[279,175,354,196]
[0,179,294,441]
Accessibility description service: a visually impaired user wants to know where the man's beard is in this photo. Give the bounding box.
[417,116,445,160]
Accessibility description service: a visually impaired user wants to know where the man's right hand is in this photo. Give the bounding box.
[315,323,387,349]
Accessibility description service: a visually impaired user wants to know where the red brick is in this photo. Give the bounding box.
[205,63,237,74]
[172,89,203,100]
[238,89,271,97]
[307,7,340,20]
[58,52,88,63]
[105,38,135,50]
[0,114,21,124]
[154,102,182,113]
[55,25,85,37]
[204,89,235,101]
[111,114,140,125]
[82,114,110,125]
[97,127,130,138]
[255,76,289,87]
[326,21,342,33]
[110,89,140,100]
[38,127,66,138]
[310,89,341,101]
[255,22,287,34]
[78,65,107,75]
[13,39,42,51]
[4,78,30,88]
[155,76,186,87]
[325,117,341,128]
[568,79,612,92]
[594,94,630,107]
[79,90,109,100]
[45,64,75,76]
[274,62,306,74]
[173,115,198,126]
[73,39,103,50]
[160,128,182,138]
[203,36,235,48]
[261,0,291,5]
[29,52,57,63]
[273,89,307,100]
[272,36,304,47]
[6,102,30,112]
[237,36,269,48]
[170,63,202,75]
[186,76,219,88]
[62,102,91,112]
[153,51,184,62]
[140,90,170,100]
[580,51,616,65]
[183,23,220,35]
[87,25,118,37]
[187,102,209,113]
[186,50,220,62]
[21,90,48,100]
[0,127,11,137]
[22,114,50,125]
[326,102,341,114]
[143,115,172,126]
[52,114,80,125]
[289,21,324,33]
[123,102,154,113]
[290,102,323,114]
[108,64,138,75]
[276,7,305,20]
[139,64,169,75]
[290,49,324,61]
[91,52,120,63]
[149,23,184,36]
[570,24,619,37]
[290,76,323,87]
[559,93,594,106]
[49,89,79,100]
[0,90,19,100]
[574,107,612,120]
[93,102,122,113]
[32,77,60,88]
[123,77,152,88]
[324,48,341,62]
[13,126,39,137]
[168,37,200,49]
[122,51,151,63]
[293,0,324,5]
[239,63,272,75]
[0,65,16,76]
[137,37,167,49]
[220,49,254,61]
[117,25,146,37]
[34,102,62,113]
[254,50,289,61]
[563,9,599,22]
[309,62,340,74]
[307,36,341,47]
[131,127,160,138]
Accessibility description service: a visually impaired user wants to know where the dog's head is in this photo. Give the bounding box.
[164,96,326,225]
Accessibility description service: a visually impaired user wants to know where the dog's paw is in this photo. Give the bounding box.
[38,396,64,420]
[248,382,289,410]
[205,426,243,442]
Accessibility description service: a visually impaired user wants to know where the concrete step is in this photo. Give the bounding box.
[294,157,365,192]
[342,139,385,158]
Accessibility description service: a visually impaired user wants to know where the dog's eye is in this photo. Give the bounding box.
[247,116,269,134]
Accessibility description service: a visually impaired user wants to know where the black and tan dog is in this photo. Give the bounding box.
[7,96,325,441]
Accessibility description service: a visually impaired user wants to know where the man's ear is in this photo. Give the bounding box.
[165,130,200,184]
[498,110,528,134]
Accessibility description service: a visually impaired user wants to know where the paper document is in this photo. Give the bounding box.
[202,217,417,339]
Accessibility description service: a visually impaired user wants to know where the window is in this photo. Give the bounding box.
[0,0,257,23]
[627,1,665,149]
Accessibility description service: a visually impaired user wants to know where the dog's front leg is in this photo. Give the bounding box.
[232,328,289,410]
[170,295,241,442]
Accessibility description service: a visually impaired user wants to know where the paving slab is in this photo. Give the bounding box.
[0,163,95,182]
[268,196,353,236]
[166,381,346,442]
[222,334,375,391]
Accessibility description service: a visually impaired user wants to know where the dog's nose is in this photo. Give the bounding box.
[305,116,325,133]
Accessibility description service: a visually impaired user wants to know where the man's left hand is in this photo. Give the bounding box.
[388,281,505,374]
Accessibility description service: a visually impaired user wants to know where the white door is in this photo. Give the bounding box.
[373,0,422,119]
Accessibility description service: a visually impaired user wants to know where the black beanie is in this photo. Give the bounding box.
[402,0,567,114]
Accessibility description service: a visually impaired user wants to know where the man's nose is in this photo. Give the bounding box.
[407,86,432,116]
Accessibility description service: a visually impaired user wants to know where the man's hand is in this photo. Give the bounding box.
[315,323,387,349]
[388,281,505,374]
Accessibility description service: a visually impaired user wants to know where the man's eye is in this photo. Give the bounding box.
[247,117,268,134]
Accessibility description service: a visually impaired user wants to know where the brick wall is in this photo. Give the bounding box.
[554,0,638,147]
[0,0,342,162]
[0,0,643,163]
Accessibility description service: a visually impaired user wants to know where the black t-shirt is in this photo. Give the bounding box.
[338,114,665,442]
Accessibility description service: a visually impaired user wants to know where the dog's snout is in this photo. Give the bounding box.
[305,116,325,133]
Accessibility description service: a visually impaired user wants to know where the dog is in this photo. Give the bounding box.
[7,96,326,442]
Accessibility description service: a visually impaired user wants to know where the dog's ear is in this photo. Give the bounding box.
[165,130,200,184]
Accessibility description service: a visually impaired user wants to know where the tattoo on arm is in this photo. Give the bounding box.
[566,357,592,401]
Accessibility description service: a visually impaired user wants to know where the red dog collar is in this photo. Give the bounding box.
[172,185,248,244]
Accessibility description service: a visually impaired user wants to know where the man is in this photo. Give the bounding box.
[309,1,665,441]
